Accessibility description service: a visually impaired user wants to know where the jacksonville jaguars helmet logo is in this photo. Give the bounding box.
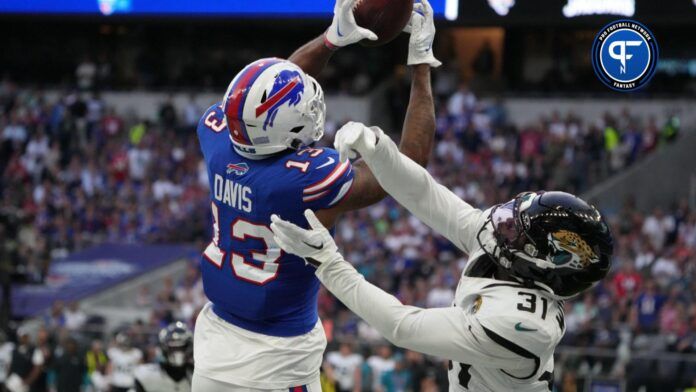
[548,230,599,269]
[255,70,305,131]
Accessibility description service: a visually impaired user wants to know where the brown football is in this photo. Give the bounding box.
[353,0,413,47]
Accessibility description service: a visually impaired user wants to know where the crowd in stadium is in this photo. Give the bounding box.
[0,70,679,280]
[0,65,693,391]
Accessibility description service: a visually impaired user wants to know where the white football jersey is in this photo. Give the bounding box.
[325,352,363,391]
[134,363,191,392]
[446,277,564,391]
[107,347,142,388]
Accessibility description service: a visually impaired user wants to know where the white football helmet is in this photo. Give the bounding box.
[222,58,326,157]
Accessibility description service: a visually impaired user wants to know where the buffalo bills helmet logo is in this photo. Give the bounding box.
[226,162,249,176]
[255,70,305,131]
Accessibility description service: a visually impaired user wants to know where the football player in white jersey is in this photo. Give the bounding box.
[107,332,143,392]
[134,322,193,392]
[325,342,363,392]
[270,122,613,391]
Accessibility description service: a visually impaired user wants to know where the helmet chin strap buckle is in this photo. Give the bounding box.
[289,138,303,150]
[498,256,512,269]
[524,243,538,257]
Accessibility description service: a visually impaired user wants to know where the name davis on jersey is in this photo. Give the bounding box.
[213,173,252,212]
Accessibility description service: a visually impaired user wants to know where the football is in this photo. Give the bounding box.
[354,0,413,46]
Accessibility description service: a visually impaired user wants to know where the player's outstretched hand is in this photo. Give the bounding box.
[270,210,343,268]
[403,0,441,67]
[325,0,378,49]
[334,121,384,163]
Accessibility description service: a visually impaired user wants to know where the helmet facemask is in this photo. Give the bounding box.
[479,193,555,270]
[296,76,326,146]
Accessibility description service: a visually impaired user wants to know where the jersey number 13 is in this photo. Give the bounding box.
[203,203,281,285]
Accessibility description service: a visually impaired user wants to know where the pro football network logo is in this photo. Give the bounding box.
[591,19,658,92]
[226,162,249,176]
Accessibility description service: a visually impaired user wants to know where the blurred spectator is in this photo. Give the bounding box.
[380,355,412,392]
[63,302,87,331]
[633,280,667,333]
[7,329,46,392]
[0,330,13,390]
[367,345,395,391]
[612,261,642,299]
[85,339,108,377]
[325,342,363,392]
[106,333,143,392]
[53,336,85,392]
[76,56,97,90]
[446,83,476,118]
[473,40,495,77]
[643,207,676,250]
[159,95,178,130]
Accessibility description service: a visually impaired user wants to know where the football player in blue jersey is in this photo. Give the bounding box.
[191,0,440,391]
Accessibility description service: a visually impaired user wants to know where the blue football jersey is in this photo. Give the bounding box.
[196,103,354,337]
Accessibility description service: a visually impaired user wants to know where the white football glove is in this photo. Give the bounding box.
[334,121,384,163]
[403,0,441,67]
[324,0,378,49]
[270,210,343,268]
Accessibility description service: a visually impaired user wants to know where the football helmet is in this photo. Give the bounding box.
[158,321,193,368]
[223,58,326,157]
[475,191,613,298]
[114,330,130,348]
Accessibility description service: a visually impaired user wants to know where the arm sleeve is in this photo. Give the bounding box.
[316,260,528,369]
[361,134,484,254]
[303,149,355,210]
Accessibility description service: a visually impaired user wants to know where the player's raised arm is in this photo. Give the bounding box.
[269,211,524,368]
[288,0,377,77]
[314,0,440,227]
[336,122,484,254]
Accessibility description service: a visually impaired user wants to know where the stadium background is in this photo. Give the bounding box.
[1,0,696,390]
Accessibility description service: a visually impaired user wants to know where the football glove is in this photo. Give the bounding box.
[270,210,343,268]
[335,121,384,163]
[403,0,441,67]
[325,0,378,49]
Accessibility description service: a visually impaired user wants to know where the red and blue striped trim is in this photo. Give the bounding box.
[225,58,283,145]
[289,385,308,392]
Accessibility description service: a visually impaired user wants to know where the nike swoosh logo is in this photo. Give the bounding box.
[514,322,537,332]
[303,240,324,250]
[316,157,335,169]
[337,19,343,37]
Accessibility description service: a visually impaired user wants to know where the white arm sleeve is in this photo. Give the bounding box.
[316,260,527,369]
[362,134,484,254]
